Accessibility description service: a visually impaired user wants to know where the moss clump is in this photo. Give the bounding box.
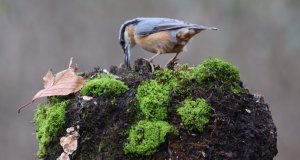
[155,64,193,98]
[193,57,242,94]
[80,74,129,97]
[136,80,169,120]
[33,99,69,159]
[124,120,176,156]
[177,98,211,132]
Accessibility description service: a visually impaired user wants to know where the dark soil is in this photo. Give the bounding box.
[43,59,277,160]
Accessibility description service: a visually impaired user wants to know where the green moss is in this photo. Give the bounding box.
[193,57,242,94]
[111,97,118,106]
[155,64,193,97]
[80,74,129,97]
[136,80,169,120]
[33,99,69,159]
[124,120,176,156]
[177,98,211,132]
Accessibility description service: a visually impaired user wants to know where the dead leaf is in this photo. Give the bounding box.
[57,152,70,160]
[82,96,93,101]
[32,67,85,100]
[66,127,75,133]
[245,109,251,113]
[60,132,79,155]
[57,126,80,160]
[18,58,85,113]
[43,69,55,88]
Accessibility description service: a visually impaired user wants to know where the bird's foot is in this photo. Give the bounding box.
[142,58,155,72]
[165,58,179,70]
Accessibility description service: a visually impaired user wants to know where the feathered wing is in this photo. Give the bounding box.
[135,17,216,36]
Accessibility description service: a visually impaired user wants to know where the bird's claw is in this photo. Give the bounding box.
[166,58,179,69]
[142,58,155,72]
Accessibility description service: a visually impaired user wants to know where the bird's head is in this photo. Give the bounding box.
[119,18,140,52]
[118,18,140,67]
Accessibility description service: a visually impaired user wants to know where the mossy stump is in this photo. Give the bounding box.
[35,58,278,160]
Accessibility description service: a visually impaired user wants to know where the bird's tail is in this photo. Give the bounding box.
[192,25,218,31]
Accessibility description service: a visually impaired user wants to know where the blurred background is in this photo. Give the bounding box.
[0,0,299,159]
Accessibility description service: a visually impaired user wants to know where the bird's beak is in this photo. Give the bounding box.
[124,46,131,68]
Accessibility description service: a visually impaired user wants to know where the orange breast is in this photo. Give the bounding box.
[134,31,184,54]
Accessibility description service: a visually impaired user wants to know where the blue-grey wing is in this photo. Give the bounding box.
[135,17,199,36]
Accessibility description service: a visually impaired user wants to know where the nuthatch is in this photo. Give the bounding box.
[119,17,217,67]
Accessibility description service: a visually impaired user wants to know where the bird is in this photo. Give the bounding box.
[118,17,217,68]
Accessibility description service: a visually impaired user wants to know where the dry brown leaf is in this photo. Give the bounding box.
[57,127,80,160]
[82,96,93,101]
[43,69,55,88]
[57,152,70,160]
[18,58,85,113]
[60,132,79,155]
[32,67,85,100]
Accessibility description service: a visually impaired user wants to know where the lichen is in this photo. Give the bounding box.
[193,57,242,94]
[124,120,176,156]
[177,98,211,132]
[33,98,69,159]
[136,80,169,120]
[80,74,129,97]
